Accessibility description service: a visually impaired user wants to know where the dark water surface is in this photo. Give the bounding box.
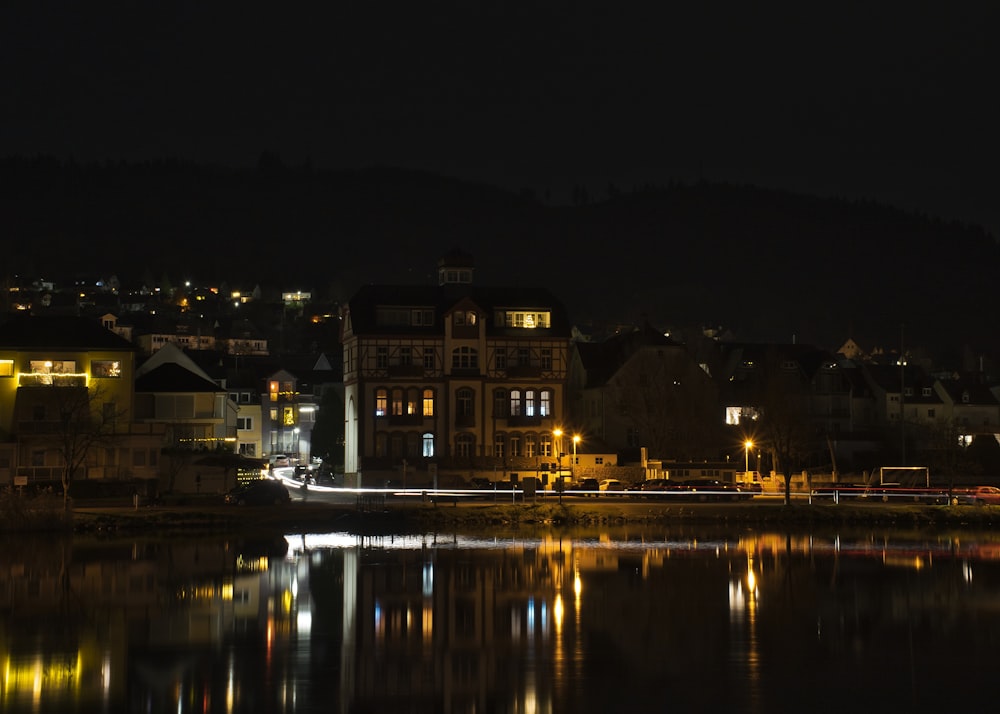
[3,524,1000,713]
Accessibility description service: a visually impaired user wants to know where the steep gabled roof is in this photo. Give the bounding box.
[134,362,222,393]
[575,323,681,388]
[0,314,135,350]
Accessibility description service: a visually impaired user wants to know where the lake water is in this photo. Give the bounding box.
[3,524,1000,713]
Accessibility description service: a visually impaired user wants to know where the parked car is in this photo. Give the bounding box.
[270,454,291,468]
[680,478,743,501]
[225,479,291,506]
[598,478,626,494]
[628,479,685,498]
[569,478,600,496]
[955,485,1000,505]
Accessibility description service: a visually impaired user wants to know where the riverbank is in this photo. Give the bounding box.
[58,497,1000,537]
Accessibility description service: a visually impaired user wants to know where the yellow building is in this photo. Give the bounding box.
[0,314,164,492]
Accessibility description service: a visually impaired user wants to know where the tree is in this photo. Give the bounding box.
[38,384,126,510]
[757,366,817,505]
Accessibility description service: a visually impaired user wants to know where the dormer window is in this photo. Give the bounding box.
[453,310,477,326]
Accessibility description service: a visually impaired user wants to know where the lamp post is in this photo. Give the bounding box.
[744,440,753,475]
[553,428,563,503]
[572,434,580,480]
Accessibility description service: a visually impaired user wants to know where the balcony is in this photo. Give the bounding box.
[506,364,541,378]
[18,373,88,388]
[388,364,424,378]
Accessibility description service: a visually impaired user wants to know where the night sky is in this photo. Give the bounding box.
[3,3,999,237]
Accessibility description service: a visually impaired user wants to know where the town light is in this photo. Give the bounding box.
[744,440,753,474]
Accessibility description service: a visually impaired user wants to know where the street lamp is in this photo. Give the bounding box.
[744,440,753,474]
[572,434,581,478]
[553,428,563,502]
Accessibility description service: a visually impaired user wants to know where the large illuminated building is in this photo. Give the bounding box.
[340,250,573,486]
[0,313,164,491]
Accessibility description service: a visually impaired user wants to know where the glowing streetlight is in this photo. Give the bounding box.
[744,440,753,474]
[572,434,581,476]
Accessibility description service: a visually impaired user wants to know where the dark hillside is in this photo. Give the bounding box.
[3,157,997,363]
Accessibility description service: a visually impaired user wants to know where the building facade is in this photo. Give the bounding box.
[340,251,573,486]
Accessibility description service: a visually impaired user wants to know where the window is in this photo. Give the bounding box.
[516,348,529,366]
[456,433,474,457]
[283,406,295,426]
[92,360,121,378]
[494,434,505,459]
[0,359,11,377]
[422,389,435,417]
[509,434,521,457]
[391,389,404,416]
[495,351,506,370]
[376,346,388,369]
[540,389,551,417]
[407,388,419,415]
[453,310,477,326]
[595,457,604,465]
[457,388,474,419]
[406,432,420,457]
[376,388,388,417]
[269,381,279,402]
[524,390,536,417]
[423,350,435,369]
[503,311,551,328]
[451,346,478,369]
[399,346,412,365]
[237,417,253,430]
[31,450,45,467]
[422,432,435,457]
[509,390,522,417]
[540,348,552,370]
[494,389,507,417]
[411,309,434,326]
[525,433,536,458]
[922,387,932,397]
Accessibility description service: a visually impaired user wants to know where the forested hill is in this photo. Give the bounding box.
[3,156,997,364]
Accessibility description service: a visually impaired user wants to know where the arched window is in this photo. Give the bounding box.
[455,433,475,457]
[524,433,537,458]
[422,388,435,416]
[406,432,420,457]
[456,387,474,419]
[391,388,404,416]
[494,389,507,417]
[509,389,522,417]
[406,388,419,415]
[509,433,522,457]
[390,432,404,458]
[375,388,387,417]
[494,433,506,459]
[541,433,553,457]
[375,432,388,457]
[540,388,552,417]
[422,432,435,457]
[524,389,536,416]
[451,346,478,369]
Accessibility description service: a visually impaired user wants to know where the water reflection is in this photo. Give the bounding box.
[3,527,1000,713]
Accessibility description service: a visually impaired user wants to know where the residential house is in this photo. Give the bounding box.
[0,314,164,490]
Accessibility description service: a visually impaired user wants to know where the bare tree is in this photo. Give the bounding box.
[757,369,816,505]
[37,384,126,510]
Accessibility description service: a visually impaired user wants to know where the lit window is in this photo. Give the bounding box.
[92,360,121,378]
[509,390,522,416]
[422,389,435,417]
[422,432,435,457]
[0,360,13,377]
